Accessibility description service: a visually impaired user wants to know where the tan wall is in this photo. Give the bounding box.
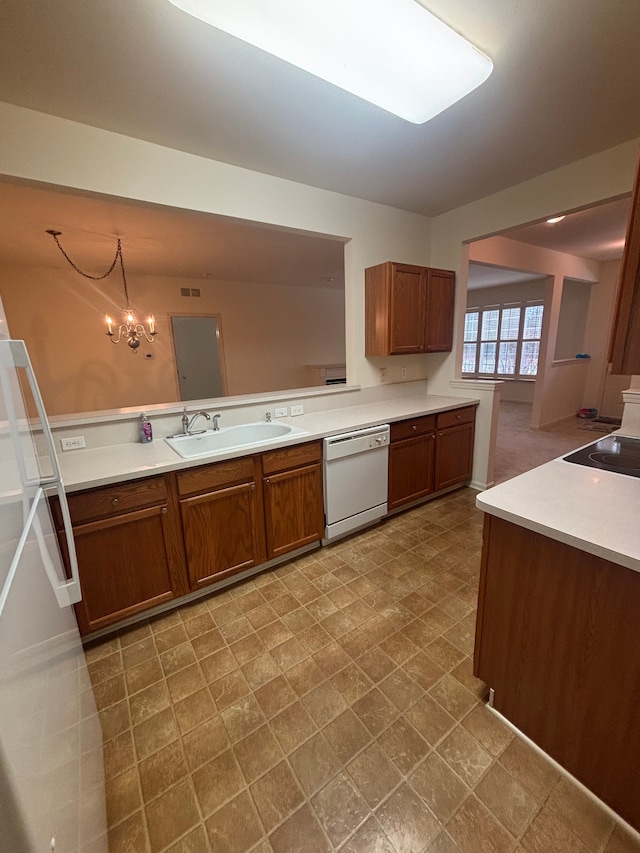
[0,265,345,415]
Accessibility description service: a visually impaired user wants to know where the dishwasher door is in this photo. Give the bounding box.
[323,425,390,542]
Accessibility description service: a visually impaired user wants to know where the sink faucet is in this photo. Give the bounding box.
[212,413,221,431]
[182,407,211,435]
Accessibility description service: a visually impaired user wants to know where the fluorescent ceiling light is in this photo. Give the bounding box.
[168,0,493,123]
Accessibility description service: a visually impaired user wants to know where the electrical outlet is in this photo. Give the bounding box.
[401,367,407,379]
[274,407,288,418]
[379,367,387,384]
[61,436,86,451]
[290,404,304,416]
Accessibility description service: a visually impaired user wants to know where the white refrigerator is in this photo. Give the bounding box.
[0,314,107,850]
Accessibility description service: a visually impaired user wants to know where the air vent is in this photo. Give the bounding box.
[180,287,191,297]
[191,288,201,297]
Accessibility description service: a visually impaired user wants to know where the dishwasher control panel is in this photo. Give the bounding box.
[323,425,390,461]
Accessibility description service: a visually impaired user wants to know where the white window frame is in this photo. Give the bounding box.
[462,300,544,379]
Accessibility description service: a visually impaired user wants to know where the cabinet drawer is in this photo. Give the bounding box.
[177,456,257,496]
[64,477,167,525]
[390,415,436,442]
[436,406,476,430]
[262,441,322,475]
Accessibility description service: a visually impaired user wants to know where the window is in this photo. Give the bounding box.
[463,301,544,378]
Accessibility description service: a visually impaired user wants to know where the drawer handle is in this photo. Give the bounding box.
[161,507,167,514]
[412,425,417,430]
[112,498,119,505]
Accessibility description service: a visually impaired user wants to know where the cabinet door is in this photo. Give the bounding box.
[72,505,176,635]
[610,148,640,374]
[388,434,435,509]
[180,481,266,590]
[389,264,427,354]
[425,268,455,352]
[263,463,324,559]
[434,422,474,490]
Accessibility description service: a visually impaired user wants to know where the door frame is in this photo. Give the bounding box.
[168,313,229,400]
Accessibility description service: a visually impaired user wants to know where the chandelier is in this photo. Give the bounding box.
[46,230,157,352]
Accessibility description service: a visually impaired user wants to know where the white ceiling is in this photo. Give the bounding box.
[1,0,640,217]
[467,265,543,291]
[0,178,345,287]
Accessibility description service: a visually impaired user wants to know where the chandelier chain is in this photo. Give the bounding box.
[49,231,123,282]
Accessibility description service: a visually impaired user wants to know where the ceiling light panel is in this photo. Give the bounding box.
[168,0,493,123]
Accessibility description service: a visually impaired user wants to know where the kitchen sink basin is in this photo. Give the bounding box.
[165,421,308,459]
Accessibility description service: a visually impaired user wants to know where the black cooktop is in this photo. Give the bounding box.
[563,434,640,478]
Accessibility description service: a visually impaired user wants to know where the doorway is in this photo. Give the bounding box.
[170,315,227,401]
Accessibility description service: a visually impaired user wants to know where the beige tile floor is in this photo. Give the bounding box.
[85,489,640,853]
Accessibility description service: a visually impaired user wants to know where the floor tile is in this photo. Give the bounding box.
[251,761,305,833]
[182,715,229,771]
[89,492,632,853]
[205,790,264,853]
[376,783,440,853]
[311,772,370,847]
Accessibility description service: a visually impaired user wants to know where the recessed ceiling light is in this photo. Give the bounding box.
[546,216,566,224]
[168,0,493,124]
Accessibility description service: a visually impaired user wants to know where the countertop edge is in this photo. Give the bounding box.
[59,394,480,493]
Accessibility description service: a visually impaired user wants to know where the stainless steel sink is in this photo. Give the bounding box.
[165,421,308,459]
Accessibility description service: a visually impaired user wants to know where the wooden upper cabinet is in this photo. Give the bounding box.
[610,145,640,374]
[425,268,455,352]
[365,262,455,356]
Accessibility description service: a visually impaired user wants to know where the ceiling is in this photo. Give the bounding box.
[1,1,640,217]
[0,178,345,287]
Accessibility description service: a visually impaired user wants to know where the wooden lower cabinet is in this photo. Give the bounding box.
[388,416,436,509]
[177,456,266,590]
[262,442,324,558]
[56,475,187,636]
[475,515,640,831]
[388,407,476,507]
[434,406,476,491]
[177,441,324,590]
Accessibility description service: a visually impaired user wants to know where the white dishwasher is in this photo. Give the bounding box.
[323,424,390,543]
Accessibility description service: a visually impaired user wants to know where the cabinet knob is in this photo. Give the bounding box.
[412,425,417,431]
[112,498,119,505]
[161,507,167,514]
[253,483,258,489]
[264,480,269,486]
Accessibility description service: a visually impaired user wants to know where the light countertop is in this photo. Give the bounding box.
[476,431,640,574]
[58,393,479,493]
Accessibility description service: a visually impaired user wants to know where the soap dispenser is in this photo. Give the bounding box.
[139,413,153,443]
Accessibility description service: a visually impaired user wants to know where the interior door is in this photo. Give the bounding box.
[171,315,227,401]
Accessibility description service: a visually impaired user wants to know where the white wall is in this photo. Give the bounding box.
[0,264,346,414]
[0,102,433,394]
[1,102,638,484]
[428,142,637,478]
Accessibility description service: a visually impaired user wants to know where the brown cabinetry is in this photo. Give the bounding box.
[388,416,436,509]
[54,476,187,635]
[262,441,325,558]
[388,406,476,509]
[365,262,455,356]
[610,146,640,374]
[177,456,266,590]
[475,515,640,831]
[434,406,475,490]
